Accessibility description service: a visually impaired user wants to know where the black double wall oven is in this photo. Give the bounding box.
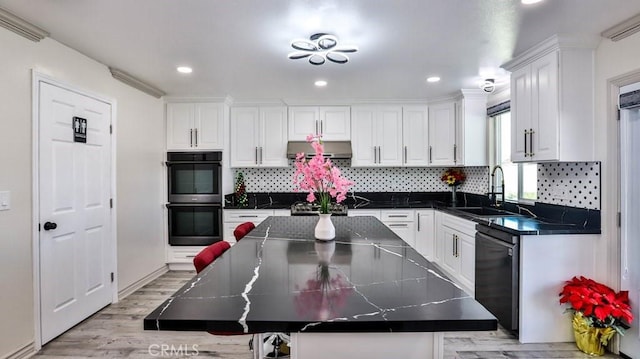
[166,151,222,246]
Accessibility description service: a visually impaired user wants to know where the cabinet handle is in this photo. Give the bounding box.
[429,146,432,163]
[524,129,528,157]
[388,214,408,218]
[417,216,421,231]
[259,147,263,164]
[185,255,196,258]
[404,146,407,164]
[315,120,319,135]
[456,235,459,257]
[453,144,457,163]
[529,129,534,157]
[378,146,381,163]
[194,128,198,147]
[452,234,456,257]
[239,215,259,218]
[373,146,377,164]
[190,129,194,147]
[388,223,408,228]
[320,120,323,135]
[255,147,258,165]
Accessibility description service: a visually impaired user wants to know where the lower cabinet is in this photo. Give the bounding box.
[435,211,476,295]
[415,210,435,261]
[348,209,416,247]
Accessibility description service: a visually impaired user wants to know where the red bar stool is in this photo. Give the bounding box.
[193,240,231,274]
[233,222,255,242]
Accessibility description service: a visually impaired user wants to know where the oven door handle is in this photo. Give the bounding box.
[166,203,222,208]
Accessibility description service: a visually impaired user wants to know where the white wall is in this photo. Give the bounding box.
[0,27,165,357]
[594,31,640,286]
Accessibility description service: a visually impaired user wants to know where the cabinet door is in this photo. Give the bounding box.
[288,106,318,140]
[166,103,195,150]
[415,210,435,261]
[531,51,559,161]
[377,106,403,166]
[230,107,260,167]
[195,103,224,149]
[440,226,460,276]
[428,102,456,166]
[351,107,377,167]
[458,232,475,294]
[403,106,429,166]
[259,106,288,167]
[511,65,531,162]
[347,209,381,219]
[320,106,351,141]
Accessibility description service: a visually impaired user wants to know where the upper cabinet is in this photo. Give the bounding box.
[428,102,456,166]
[502,35,598,162]
[288,106,351,141]
[230,106,288,168]
[456,90,488,166]
[166,102,224,150]
[351,105,403,167]
[402,106,430,166]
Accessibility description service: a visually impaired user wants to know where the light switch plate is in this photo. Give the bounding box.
[0,191,10,211]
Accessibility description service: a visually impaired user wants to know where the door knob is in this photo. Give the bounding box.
[43,222,57,231]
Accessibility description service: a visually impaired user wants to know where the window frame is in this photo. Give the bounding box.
[492,111,537,204]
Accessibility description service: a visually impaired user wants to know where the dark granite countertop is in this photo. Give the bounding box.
[224,192,601,236]
[145,216,497,333]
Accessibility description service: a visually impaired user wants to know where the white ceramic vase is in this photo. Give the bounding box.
[314,213,335,241]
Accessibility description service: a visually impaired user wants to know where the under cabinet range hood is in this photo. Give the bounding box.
[286,141,352,159]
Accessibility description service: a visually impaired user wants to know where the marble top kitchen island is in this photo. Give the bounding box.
[145,216,497,359]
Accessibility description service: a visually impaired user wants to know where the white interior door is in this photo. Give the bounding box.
[38,81,113,344]
[620,105,640,356]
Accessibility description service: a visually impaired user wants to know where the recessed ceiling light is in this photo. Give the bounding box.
[177,66,193,74]
[521,0,543,4]
[426,76,440,83]
[315,80,328,87]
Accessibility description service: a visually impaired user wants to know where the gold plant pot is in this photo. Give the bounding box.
[572,312,616,356]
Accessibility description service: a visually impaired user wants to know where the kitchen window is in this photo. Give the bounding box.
[494,112,537,202]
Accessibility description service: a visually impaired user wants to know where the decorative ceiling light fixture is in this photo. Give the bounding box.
[288,33,358,65]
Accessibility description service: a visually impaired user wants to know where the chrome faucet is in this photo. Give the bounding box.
[488,165,505,207]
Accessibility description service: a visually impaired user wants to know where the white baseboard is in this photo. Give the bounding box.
[4,341,36,359]
[117,265,168,300]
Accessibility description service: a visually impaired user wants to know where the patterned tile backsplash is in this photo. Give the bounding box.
[537,162,601,210]
[235,161,489,194]
[234,160,602,210]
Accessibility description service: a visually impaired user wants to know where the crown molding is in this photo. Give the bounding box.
[502,34,600,71]
[109,67,165,98]
[602,12,640,41]
[164,95,233,105]
[0,6,48,42]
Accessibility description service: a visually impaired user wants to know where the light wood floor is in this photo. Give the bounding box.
[34,271,621,358]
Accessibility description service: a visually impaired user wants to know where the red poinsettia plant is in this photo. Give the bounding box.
[559,276,633,335]
[441,168,466,186]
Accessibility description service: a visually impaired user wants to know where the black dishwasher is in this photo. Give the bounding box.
[475,224,519,333]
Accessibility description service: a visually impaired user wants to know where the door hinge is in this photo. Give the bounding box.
[110,198,113,208]
[110,272,114,282]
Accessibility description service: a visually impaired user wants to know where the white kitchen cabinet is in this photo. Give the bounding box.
[288,106,351,141]
[435,211,476,295]
[402,106,430,166]
[166,102,224,150]
[503,35,597,162]
[230,106,288,167]
[351,105,403,167]
[347,209,381,219]
[381,210,415,247]
[414,210,435,261]
[222,209,286,243]
[455,90,488,166]
[428,102,457,166]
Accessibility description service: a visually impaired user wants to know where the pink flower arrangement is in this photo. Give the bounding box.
[293,134,354,214]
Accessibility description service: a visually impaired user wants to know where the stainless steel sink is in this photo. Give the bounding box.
[453,206,522,217]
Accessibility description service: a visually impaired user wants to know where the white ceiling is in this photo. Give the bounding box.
[1,0,639,102]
